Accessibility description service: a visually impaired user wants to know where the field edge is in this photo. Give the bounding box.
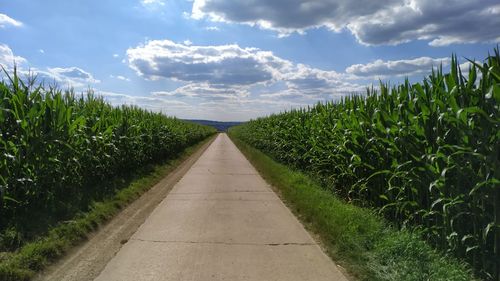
[0,133,217,281]
[228,130,476,281]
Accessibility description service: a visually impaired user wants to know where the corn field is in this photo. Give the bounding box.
[0,69,215,239]
[230,49,500,279]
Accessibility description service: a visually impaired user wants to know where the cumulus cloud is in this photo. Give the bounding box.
[34,67,100,87]
[348,1,500,46]
[152,83,250,100]
[0,14,23,28]
[0,44,99,88]
[346,57,450,78]
[125,38,480,119]
[126,39,291,85]
[191,0,500,46]
[0,44,27,68]
[199,97,303,108]
[47,67,95,80]
[191,0,394,33]
[125,38,369,117]
[284,64,363,93]
[98,91,188,109]
[126,39,361,101]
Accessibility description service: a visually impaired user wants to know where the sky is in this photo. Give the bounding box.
[0,0,499,121]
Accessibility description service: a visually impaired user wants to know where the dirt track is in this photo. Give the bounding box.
[37,133,348,281]
[94,134,348,281]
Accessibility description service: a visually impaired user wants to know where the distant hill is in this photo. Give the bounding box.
[183,119,244,132]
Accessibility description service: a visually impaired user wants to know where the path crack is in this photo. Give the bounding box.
[171,191,273,194]
[207,169,257,176]
[130,238,314,247]
[165,198,279,202]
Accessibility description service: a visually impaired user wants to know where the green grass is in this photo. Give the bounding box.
[0,135,214,281]
[229,132,475,281]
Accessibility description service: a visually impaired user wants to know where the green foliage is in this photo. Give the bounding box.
[230,48,500,280]
[0,69,215,241]
[229,133,474,281]
[0,136,213,281]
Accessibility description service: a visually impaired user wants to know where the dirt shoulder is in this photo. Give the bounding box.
[34,135,216,281]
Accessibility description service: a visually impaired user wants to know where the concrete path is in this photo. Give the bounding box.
[94,134,348,281]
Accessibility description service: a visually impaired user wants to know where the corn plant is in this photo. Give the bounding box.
[231,48,500,280]
[0,69,215,247]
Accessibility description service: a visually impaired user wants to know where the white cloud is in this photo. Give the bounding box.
[141,0,165,6]
[459,61,475,71]
[47,67,95,80]
[33,67,100,88]
[1,41,364,121]
[39,49,45,54]
[0,44,27,69]
[98,91,188,109]
[191,0,500,46]
[152,83,249,99]
[347,1,500,46]
[110,74,131,81]
[204,26,219,31]
[126,39,291,85]
[259,87,360,104]
[191,0,393,33]
[1,44,99,88]
[183,40,193,46]
[123,38,483,120]
[126,39,363,101]
[113,53,120,58]
[116,75,130,81]
[346,57,450,78]
[0,14,23,28]
[284,63,362,92]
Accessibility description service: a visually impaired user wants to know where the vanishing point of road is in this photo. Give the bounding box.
[74,134,350,280]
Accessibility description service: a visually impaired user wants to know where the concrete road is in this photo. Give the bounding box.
[94,134,349,281]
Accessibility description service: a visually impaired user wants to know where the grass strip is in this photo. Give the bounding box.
[0,135,215,281]
[229,132,476,281]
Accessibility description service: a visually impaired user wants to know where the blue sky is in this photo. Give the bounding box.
[1,0,499,121]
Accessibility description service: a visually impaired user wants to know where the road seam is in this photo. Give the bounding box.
[129,238,315,247]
